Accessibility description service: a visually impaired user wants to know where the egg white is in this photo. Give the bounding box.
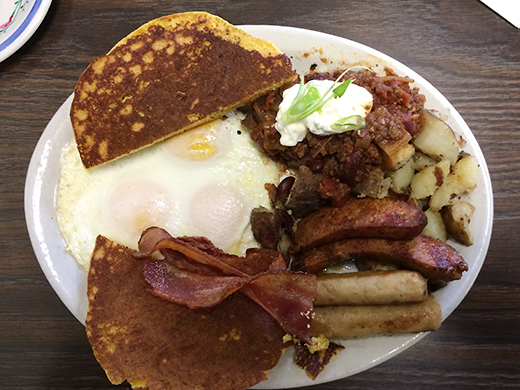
[56,112,282,271]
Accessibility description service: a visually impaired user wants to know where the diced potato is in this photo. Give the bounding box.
[430,154,478,211]
[414,111,459,165]
[376,126,412,158]
[410,159,451,200]
[383,143,415,170]
[412,151,437,171]
[378,177,392,199]
[379,108,478,248]
[422,208,447,242]
[441,201,475,246]
[387,158,414,194]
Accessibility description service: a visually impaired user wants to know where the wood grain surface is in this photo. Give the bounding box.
[1,1,519,389]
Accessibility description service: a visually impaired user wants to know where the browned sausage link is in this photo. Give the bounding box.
[292,235,468,281]
[290,198,427,254]
[315,271,428,306]
[309,294,442,339]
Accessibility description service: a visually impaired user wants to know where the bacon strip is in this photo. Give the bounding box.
[241,271,316,344]
[143,259,252,309]
[135,227,250,277]
[135,227,317,344]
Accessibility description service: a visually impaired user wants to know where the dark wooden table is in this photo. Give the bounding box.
[1,1,519,389]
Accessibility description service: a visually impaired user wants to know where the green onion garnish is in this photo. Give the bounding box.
[332,78,353,98]
[331,115,366,131]
[280,66,372,125]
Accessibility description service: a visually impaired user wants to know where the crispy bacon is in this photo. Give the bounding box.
[135,228,250,277]
[134,227,317,344]
[143,258,253,309]
[241,271,316,344]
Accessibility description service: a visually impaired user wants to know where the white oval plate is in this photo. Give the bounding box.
[0,0,52,62]
[25,25,493,388]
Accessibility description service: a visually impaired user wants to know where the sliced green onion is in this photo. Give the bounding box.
[331,115,366,132]
[280,76,327,124]
[287,85,320,117]
[293,75,308,105]
[333,78,353,98]
[280,66,373,125]
[280,74,343,124]
[344,65,373,73]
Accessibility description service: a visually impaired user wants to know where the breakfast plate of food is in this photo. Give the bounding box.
[25,12,493,389]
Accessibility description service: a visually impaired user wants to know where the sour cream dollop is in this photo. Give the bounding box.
[275,79,374,146]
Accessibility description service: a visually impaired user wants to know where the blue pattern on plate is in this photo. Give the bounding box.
[0,0,43,52]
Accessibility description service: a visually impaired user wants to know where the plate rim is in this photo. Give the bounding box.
[0,0,53,62]
[24,24,494,388]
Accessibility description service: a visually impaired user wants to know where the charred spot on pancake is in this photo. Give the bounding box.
[294,341,345,380]
[71,12,296,169]
[86,235,288,390]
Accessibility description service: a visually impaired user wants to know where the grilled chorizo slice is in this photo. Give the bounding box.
[292,234,467,281]
[290,198,427,254]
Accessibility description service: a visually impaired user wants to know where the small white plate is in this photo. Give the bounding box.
[25,25,493,388]
[0,0,52,62]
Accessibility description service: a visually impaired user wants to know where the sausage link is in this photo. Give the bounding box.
[293,235,468,281]
[310,294,442,339]
[315,271,428,306]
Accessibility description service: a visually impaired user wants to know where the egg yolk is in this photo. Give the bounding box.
[188,183,248,253]
[107,179,175,242]
[164,119,222,161]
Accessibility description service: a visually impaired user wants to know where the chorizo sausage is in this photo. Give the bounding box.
[293,235,468,281]
[290,198,427,254]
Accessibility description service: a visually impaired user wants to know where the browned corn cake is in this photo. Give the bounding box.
[71,12,296,169]
[86,235,287,390]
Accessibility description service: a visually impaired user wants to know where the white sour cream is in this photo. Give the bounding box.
[275,79,374,146]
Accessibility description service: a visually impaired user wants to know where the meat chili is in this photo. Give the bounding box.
[241,67,426,199]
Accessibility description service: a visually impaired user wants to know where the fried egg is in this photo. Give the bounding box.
[57,112,282,271]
